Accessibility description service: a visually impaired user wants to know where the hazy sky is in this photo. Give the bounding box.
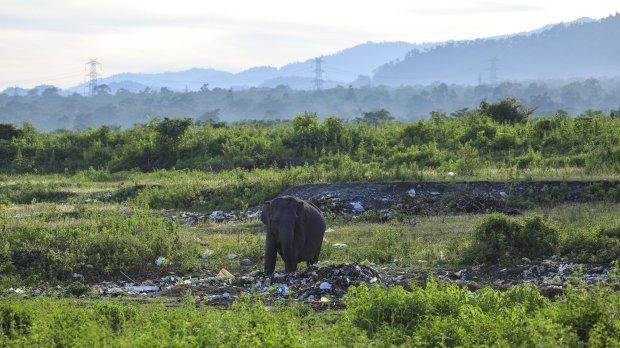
[1,0,618,89]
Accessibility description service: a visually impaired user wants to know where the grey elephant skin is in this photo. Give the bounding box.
[261,196,326,274]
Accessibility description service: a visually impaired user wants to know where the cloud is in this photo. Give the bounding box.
[412,1,546,15]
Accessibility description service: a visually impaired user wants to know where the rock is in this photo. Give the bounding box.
[240,258,252,266]
[332,243,348,249]
[228,253,238,260]
[408,188,417,197]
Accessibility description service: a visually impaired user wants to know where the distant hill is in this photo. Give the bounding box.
[373,14,619,86]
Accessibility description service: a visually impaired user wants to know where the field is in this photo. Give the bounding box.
[1,106,619,346]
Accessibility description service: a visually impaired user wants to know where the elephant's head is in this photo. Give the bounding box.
[262,196,304,238]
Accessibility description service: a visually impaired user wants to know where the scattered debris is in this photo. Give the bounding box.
[228,253,238,260]
[217,268,235,280]
[240,258,252,266]
[319,282,332,291]
[407,188,416,197]
[201,250,214,261]
[447,172,456,177]
[154,256,167,267]
[350,201,365,213]
[332,243,348,249]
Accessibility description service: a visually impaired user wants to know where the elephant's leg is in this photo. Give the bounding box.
[264,233,277,275]
[284,261,298,273]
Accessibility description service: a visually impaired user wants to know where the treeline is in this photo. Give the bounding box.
[0,99,618,175]
[1,78,620,131]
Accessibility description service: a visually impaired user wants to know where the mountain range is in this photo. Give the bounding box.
[3,14,618,96]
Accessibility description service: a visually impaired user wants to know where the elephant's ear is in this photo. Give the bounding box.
[261,201,271,225]
[295,200,304,218]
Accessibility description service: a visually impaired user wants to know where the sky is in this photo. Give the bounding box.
[1,0,618,90]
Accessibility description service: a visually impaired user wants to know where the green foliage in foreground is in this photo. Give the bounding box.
[1,107,618,175]
[0,281,618,347]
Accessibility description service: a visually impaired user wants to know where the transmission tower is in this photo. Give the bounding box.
[85,58,102,96]
[489,57,498,85]
[313,56,324,90]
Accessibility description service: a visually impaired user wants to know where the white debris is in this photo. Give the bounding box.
[125,285,160,293]
[499,191,508,198]
[201,250,213,261]
[332,243,348,249]
[430,191,441,196]
[408,188,417,197]
[350,201,365,213]
[154,256,167,266]
[447,172,456,177]
[210,211,225,220]
[325,228,334,233]
[72,273,84,280]
[319,296,330,303]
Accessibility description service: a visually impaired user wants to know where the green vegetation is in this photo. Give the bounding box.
[0,104,618,175]
[0,281,618,347]
[0,201,617,285]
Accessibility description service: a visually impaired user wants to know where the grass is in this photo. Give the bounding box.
[1,280,618,347]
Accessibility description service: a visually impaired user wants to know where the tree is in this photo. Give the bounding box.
[0,123,22,140]
[479,98,534,123]
[356,109,394,126]
[154,117,193,168]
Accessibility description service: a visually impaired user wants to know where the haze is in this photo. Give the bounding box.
[1,0,619,90]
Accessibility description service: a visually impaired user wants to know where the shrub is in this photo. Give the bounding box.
[467,214,559,263]
[479,98,534,123]
[561,224,620,264]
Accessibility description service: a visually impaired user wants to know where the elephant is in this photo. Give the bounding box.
[261,196,326,274]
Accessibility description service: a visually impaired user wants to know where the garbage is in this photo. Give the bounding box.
[319,282,332,291]
[277,284,288,296]
[72,273,84,280]
[201,250,214,261]
[124,285,160,293]
[319,296,330,303]
[521,257,532,264]
[407,188,416,197]
[154,256,167,267]
[350,201,365,213]
[240,258,252,266]
[499,191,508,198]
[430,191,441,196]
[210,211,225,220]
[332,243,348,249]
[217,268,235,280]
[447,172,456,177]
[325,228,334,233]
[228,253,238,260]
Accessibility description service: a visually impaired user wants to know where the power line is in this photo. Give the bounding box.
[85,58,102,96]
[313,56,324,90]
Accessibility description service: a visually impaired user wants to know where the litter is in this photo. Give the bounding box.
[319,282,332,291]
[217,268,235,280]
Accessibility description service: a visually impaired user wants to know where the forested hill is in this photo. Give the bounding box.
[373,14,620,86]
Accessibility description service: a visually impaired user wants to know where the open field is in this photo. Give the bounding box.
[1,110,619,346]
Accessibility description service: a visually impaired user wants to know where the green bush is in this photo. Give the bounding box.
[1,208,201,282]
[561,224,620,263]
[467,214,559,263]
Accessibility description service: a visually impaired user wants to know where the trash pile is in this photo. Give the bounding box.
[88,264,382,308]
[5,261,616,305]
[428,259,617,297]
